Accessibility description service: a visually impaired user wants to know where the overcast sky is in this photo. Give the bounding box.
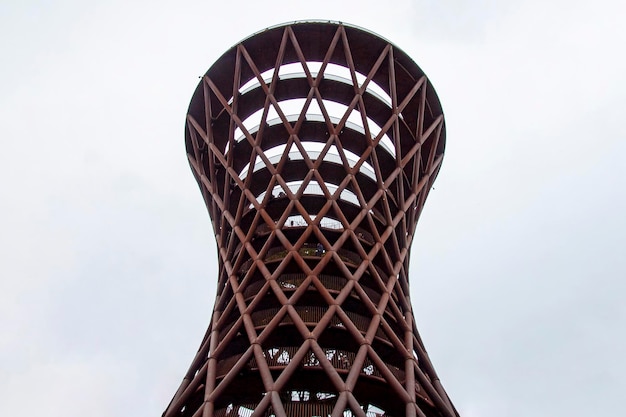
[1,1,625,416]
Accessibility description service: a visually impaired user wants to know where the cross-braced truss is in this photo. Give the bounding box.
[163,21,457,417]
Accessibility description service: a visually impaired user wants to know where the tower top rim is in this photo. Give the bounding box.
[246,20,396,49]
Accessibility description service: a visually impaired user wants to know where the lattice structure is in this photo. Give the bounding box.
[163,21,457,417]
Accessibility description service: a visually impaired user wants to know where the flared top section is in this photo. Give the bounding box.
[184,21,446,266]
[187,21,445,157]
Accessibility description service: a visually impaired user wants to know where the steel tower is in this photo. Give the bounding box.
[163,21,457,417]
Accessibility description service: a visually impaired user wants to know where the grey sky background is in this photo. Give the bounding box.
[1,1,624,416]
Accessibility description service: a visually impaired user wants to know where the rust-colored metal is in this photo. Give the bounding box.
[163,21,457,417]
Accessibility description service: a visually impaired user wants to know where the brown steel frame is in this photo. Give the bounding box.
[163,21,457,417]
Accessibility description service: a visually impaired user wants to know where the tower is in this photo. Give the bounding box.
[163,21,457,417]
